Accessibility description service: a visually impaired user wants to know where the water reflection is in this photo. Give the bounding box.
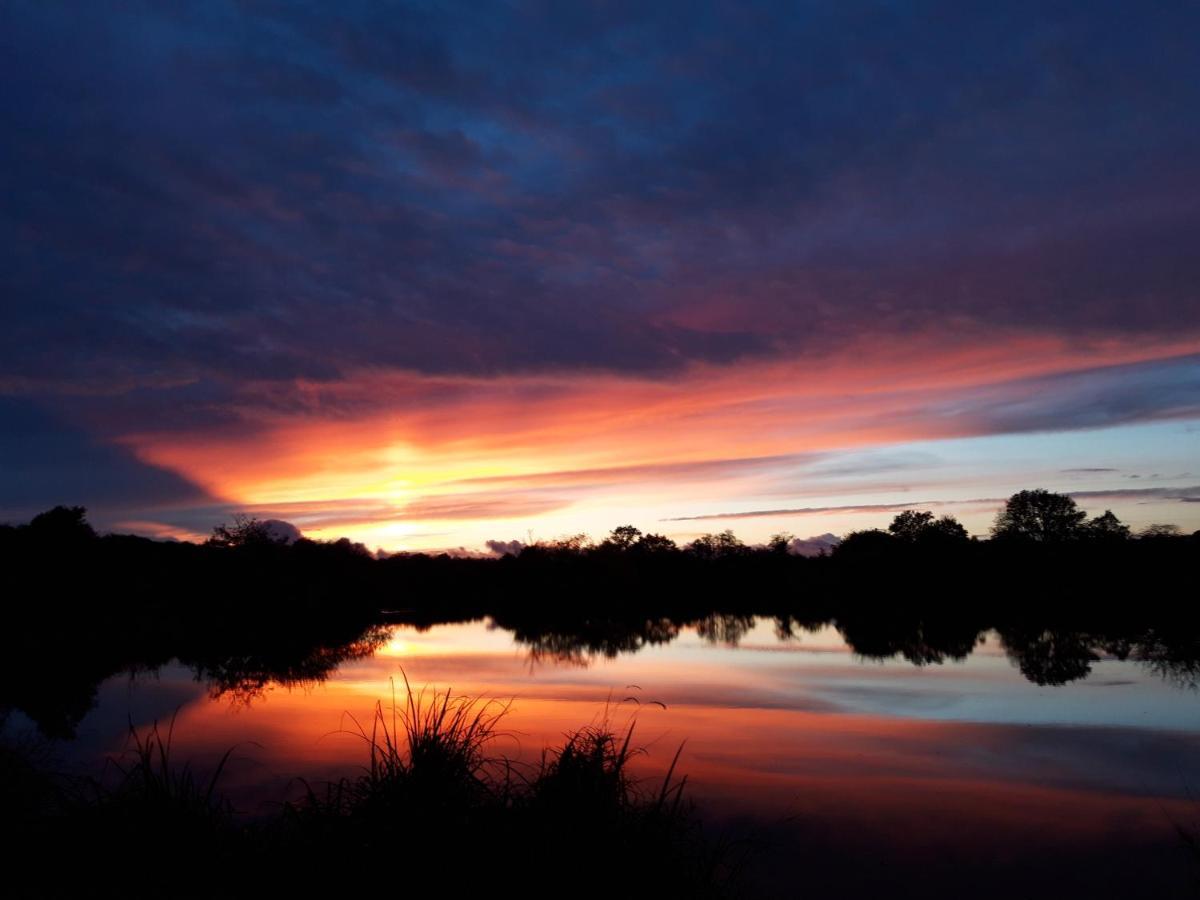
[5,609,1199,741]
[4,614,1199,898]
[195,624,392,704]
[514,616,682,666]
[0,617,393,738]
[498,610,1200,689]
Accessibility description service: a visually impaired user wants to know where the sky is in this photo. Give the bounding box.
[2,0,1199,552]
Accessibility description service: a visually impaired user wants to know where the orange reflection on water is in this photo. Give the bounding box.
[138,625,1186,789]
[81,619,1199,896]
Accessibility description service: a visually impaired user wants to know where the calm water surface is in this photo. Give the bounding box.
[15,618,1200,897]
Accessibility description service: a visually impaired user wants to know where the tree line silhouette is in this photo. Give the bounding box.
[1,488,1197,740]
[2,488,1196,632]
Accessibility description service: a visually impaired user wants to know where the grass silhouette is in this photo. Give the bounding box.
[5,678,730,898]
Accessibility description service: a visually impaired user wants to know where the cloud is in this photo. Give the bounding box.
[0,398,217,524]
[1071,486,1200,503]
[139,494,570,539]
[667,486,1200,523]
[3,3,1199,541]
[261,519,302,544]
[3,1,1200,405]
[945,356,1200,436]
[113,342,1200,505]
[485,539,526,557]
[788,534,842,557]
[451,453,823,491]
[395,495,571,522]
[33,340,1193,546]
[665,501,975,523]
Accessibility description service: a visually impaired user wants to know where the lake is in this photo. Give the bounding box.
[7,614,1199,897]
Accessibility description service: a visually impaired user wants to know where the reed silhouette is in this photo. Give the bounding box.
[3,683,727,899]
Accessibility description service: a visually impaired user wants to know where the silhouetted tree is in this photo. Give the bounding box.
[600,525,642,551]
[328,536,372,558]
[1139,523,1181,539]
[632,532,677,555]
[887,510,968,546]
[832,529,894,558]
[686,530,746,560]
[208,514,282,548]
[991,489,1086,542]
[924,515,969,544]
[534,533,591,555]
[1085,509,1130,541]
[29,505,96,543]
[767,532,793,555]
[887,510,934,540]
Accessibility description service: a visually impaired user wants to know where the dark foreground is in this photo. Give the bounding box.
[3,508,1199,897]
[5,685,732,899]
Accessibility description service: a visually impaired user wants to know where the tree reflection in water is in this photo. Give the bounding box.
[503,611,1200,690]
[4,608,1199,739]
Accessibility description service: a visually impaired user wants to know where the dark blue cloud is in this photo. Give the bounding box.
[2,1,1199,524]
[3,1,1199,393]
[0,398,216,522]
[948,354,1200,434]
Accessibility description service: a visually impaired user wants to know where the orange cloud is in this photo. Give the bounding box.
[116,329,1200,548]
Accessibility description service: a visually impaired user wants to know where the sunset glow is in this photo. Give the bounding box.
[116,333,1200,549]
[3,2,1198,549]
[6,7,1199,895]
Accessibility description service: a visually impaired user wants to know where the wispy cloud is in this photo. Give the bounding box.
[666,486,1200,522]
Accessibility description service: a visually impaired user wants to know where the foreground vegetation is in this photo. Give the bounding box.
[4,682,729,899]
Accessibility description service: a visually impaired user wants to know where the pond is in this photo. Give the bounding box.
[6,616,1200,898]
